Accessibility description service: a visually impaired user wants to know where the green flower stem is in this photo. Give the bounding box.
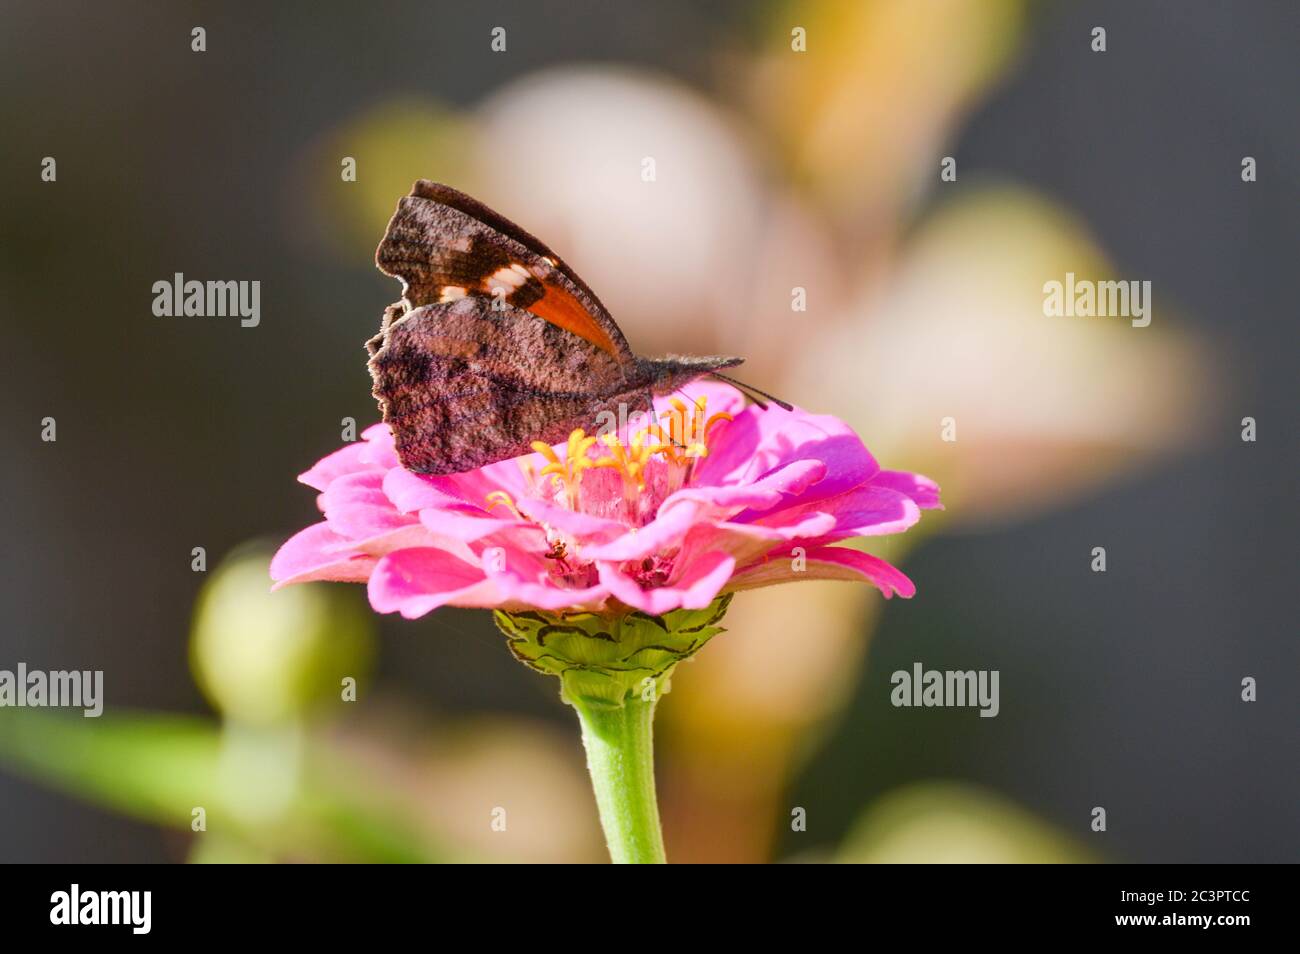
[572,695,666,864]
[495,596,731,864]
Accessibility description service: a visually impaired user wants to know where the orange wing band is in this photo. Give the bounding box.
[527,280,620,358]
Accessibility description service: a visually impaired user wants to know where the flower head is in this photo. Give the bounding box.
[271,382,940,619]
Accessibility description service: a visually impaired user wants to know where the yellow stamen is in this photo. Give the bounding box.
[530,440,562,468]
[597,431,662,519]
[704,410,733,438]
[647,395,732,466]
[508,399,733,519]
[597,432,664,489]
[484,490,524,520]
[531,429,598,509]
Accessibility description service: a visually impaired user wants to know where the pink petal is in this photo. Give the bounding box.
[749,483,922,540]
[581,501,705,562]
[298,443,377,492]
[728,545,916,599]
[710,513,840,562]
[320,471,418,540]
[694,406,879,500]
[367,548,497,619]
[515,495,627,542]
[597,550,736,615]
[270,522,376,588]
[484,557,609,611]
[357,428,399,469]
[418,507,537,543]
[871,470,943,510]
[360,422,392,442]
[426,455,531,505]
[382,468,465,513]
[326,523,443,558]
[579,460,828,563]
[726,510,839,540]
[670,458,827,513]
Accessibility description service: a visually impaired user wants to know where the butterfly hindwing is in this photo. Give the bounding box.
[368,296,652,475]
[376,180,636,365]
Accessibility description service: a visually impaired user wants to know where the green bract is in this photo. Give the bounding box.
[494,595,732,709]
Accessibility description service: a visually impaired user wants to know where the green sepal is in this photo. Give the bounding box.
[493,594,732,709]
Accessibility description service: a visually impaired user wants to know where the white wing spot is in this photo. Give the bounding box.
[487,266,529,293]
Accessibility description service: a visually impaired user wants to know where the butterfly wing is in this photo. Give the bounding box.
[376,180,637,366]
[368,296,652,475]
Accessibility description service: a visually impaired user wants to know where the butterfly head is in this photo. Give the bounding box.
[641,354,745,397]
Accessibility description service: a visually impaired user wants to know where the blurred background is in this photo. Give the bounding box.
[1,0,1296,862]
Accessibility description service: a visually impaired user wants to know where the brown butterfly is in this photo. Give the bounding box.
[367,180,786,476]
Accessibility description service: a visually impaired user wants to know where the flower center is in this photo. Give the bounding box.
[485,396,733,585]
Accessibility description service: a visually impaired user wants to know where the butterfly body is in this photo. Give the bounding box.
[368,181,744,476]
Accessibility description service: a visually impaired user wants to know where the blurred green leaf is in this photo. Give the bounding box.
[0,708,456,863]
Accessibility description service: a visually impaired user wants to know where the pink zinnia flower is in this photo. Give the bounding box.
[271,381,940,616]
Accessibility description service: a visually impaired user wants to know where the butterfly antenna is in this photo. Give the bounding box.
[708,372,794,411]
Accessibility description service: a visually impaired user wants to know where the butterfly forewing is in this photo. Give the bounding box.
[376,181,635,364]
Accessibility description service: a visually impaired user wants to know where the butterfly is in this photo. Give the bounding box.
[367,180,787,476]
